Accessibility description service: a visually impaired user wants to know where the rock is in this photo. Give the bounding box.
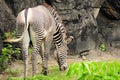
[101,0,120,20]
[0,0,120,55]
[52,0,100,54]
[97,13,120,48]
[0,31,3,54]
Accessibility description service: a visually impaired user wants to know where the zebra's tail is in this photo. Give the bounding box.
[4,8,29,43]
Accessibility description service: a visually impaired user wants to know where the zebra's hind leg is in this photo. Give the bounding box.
[30,27,41,76]
[32,45,40,76]
[41,35,52,75]
[31,36,42,76]
[22,31,30,78]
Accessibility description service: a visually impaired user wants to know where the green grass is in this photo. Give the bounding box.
[6,60,120,80]
[67,60,120,80]
[6,66,77,80]
[5,68,22,77]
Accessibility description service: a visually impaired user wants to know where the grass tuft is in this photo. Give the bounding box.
[6,60,120,80]
[66,60,120,80]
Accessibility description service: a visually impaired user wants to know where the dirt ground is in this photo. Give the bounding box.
[0,48,120,80]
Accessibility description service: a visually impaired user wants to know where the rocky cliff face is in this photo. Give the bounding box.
[0,0,120,55]
[98,0,120,48]
[52,0,105,54]
[101,0,120,20]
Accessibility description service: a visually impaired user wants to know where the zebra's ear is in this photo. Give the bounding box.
[65,36,74,44]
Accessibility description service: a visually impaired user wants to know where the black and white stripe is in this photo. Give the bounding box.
[43,3,66,36]
[43,3,67,69]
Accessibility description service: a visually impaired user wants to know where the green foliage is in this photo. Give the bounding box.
[2,30,17,39]
[0,44,21,71]
[0,31,21,71]
[28,48,33,54]
[99,43,106,51]
[6,61,120,80]
[5,68,21,77]
[6,66,77,80]
[3,32,10,39]
[11,30,17,38]
[66,61,120,80]
[2,44,21,59]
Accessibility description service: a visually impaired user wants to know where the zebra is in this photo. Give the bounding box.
[42,3,73,69]
[4,4,71,78]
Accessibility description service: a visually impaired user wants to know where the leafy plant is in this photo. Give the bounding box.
[0,44,21,71]
[6,61,120,80]
[5,68,21,77]
[2,30,17,39]
[11,30,17,38]
[0,30,21,71]
[2,44,21,59]
[99,43,106,51]
[6,66,76,80]
[66,61,120,80]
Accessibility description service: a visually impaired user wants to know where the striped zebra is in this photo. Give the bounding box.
[43,3,70,69]
[4,3,69,78]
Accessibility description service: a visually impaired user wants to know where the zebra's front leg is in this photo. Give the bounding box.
[56,47,67,71]
[22,31,30,78]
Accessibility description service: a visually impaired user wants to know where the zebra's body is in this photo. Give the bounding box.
[4,4,68,78]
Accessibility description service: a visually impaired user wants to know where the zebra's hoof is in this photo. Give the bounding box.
[60,65,67,71]
[42,70,48,75]
[43,71,47,75]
